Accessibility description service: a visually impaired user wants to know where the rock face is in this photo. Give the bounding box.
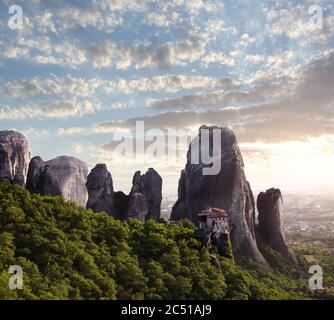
[114,191,129,220]
[197,228,233,259]
[171,125,268,266]
[257,188,298,264]
[0,131,30,186]
[86,164,114,215]
[85,165,162,222]
[128,169,162,221]
[127,192,148,221]
[26,156,45,193]
[26,155,88,206]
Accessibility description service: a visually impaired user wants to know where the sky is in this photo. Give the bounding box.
[0,0,334,198]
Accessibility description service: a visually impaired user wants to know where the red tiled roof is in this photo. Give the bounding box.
[198,207,228,218]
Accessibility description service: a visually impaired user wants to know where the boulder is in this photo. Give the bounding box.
[0,130,30,186]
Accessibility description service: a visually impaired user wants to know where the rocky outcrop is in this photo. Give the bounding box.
[0,131,30,186]
[129,169,162,221]
[26,155,88,206]
[26,156,45,193]
[257,188,298,264]
[197,228,233,259]
[171,125,268,266]
[86,164,114,216]
[114,191,129,220]
[85,165,162,222]
[127,192,148,222]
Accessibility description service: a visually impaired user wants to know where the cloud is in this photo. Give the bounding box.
[146,13,170,27]
[3,47,29,59]
[21,127,50,139]
[238,33,256,47]
[201,52,235,68]
[264,4,334,44]
[3,36,87,68]
[1,76,102,99]
[57,7,123,32]
[34,11,57,34]
[2,79,47,98]
[246,51,298,84]
[1,74,238,104]
[104,75,237,94]
[84,38,206,69]
[57,127,84,135]
[95,0,148,12]
[90,51,334,143]
[0,99,104,120]
[147,81,295,110]
[245,54,266,64]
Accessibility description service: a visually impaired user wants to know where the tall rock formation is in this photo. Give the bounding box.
[128,168,162,221]
[26,156,45,193]
[26,155,88,206]
[0,130,30,186]
[85,165,162,222]
[171,125,267,266]
[86,164,114,216]
[257,188,298,264]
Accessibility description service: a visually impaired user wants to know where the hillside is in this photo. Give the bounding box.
[0,179,321,300]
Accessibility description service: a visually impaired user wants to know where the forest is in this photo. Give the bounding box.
[0,179,332,300]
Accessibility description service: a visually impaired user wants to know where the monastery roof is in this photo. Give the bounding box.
[198,207,228,219]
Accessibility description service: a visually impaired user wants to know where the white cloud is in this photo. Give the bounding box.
[2,79,47,98]
[58,127,84,135]
[1,74,237,104]
[238,33,256,47]
[96,0,148,12]
[34,11,57,34]
[72,143,84,154]
[247,51,297,83]
[85,38,206,69]
[1,76,102,99]
[0,99,103,120]
[21,127,50,138]
[104,75,236,94]
[146,13,170,27]
[3,47,29,59]
[201,52,235,68]
[57,7,123,32]
[245,54,266,64]
[4,36,87,68]
[264,5,334,44]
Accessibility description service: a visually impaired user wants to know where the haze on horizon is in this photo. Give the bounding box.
[0,0,334,198]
